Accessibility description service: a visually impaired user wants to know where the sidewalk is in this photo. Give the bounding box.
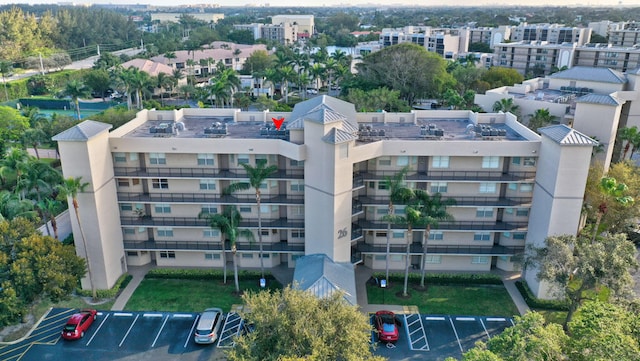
[111,264,153,311]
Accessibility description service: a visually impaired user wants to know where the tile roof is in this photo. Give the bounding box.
[322,127,357,144]
[293,254,357,305]
[52,120,112,142]
[549,66,627,84]
[539,124,597,146]
[575,93,624,106]
[121,59,173,77]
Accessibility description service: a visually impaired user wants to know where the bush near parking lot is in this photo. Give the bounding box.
[145,268,276,282]
[515,280,569,311]
[76,274,133,299]
[373,272,503,285]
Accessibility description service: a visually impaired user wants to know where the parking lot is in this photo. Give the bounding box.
[0,308,228,361]
[372,313,514,361]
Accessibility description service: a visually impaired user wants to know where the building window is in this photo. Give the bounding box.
[242,254,253,259]
[516,209,529,217]
[129,153,138,161]
[523,157,536,166]
[157,227,173,237]
[292,230,305,238]
[290,180,304,192]
[238,154,250,165]
[424,255,442,264]
[375,232,387,238]
[471,256,489,264]
[503,232,511,238]
[149,153,166,165]
[397,156,409,166]
[376,208,389,215]
[508,183,518,191]
[203,229,220,237]
[201,205,217,214]
[127,251,138,257]
[377,182,388,190]
[152,179,169,189]
[430,182,448,193]
[132,179,140,185]
[513,232,527,240]
[378,157,391,166]
[476,207,494,217]
[290,159,304,167]
[159,251,175,259]
[154,204,171,214]
[390,255,403,262]
[118,179,129,187]
[120,203,133,211]
[512,157,521,165]
[374,255,386,261]
[482,156,499,169]
[428,231,443,240]
[256,155,268,165]
[432,156,450,168]
[520,183,533,192]
[239,206,252,213]
[200,179,216,190]
[197,153,215,166]
[114,152,126,163]
[260,229,270,236]
[123,228,135,235]
[474,232,491,241]
[204,253,221,260]
[479,182,497,193]
[392,231,404,238]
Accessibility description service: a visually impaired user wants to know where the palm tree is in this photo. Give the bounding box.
[331,49,351,68]
[0,190,36,221]
[21,128,48,160]
[0,60,12,102]
[411,190,455,288]
[618,126,640,160]
[16,159,60,202]
[278,65,296,103]
[57,177,97,301]
[264,68,279,100]
[164,52,177,67]
[591,177,634,242]
[308,63,324,93]
[36,198,62,239]
[125,67,151,109]
[186,59,197,85]
[155,72,172,106]
[171,68,184,96]
[225,162,278,279]
[381,166,412,284]
[199,205,255,293]
[63,80,90,120]
[0,147,30,188]
[527,108,557,132]
[492,98,520,118]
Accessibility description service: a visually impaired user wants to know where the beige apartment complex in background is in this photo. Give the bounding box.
[54,96,595,299]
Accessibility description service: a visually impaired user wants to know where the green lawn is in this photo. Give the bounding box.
[367,283,519,316]
[125,278,281,313]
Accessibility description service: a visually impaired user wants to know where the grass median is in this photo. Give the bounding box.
[124,278,281,313]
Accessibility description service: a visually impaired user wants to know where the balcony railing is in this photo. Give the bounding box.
[120,216,305,229]
[358,170,536,182]
[357,196,532,207]
[354,241,524,256]
[114,167,304,179]
[117,192,304,205]
[123,240,305,253]
[352,200,363,215]
[356,219,528,232]
[352,224,363,241]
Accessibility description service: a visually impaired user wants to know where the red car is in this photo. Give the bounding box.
[61,309,97,340]
[374,310,400,343]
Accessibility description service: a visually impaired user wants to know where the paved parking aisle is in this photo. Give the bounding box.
[450,316,490,352]
[482,317,515,339]
[423,316,463,360]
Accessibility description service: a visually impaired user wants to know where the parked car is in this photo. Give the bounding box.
[61,309,98,340]
[306,89,318,94]
[194,308,225,344]
[373,310,400,343]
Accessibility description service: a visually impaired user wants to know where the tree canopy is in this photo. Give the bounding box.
[226,286,385,361]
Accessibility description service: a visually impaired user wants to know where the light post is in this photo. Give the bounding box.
[380,279,387,304]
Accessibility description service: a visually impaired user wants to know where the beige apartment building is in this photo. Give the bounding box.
[53,96,595,299]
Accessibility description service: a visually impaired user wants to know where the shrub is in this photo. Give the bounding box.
[146,268,276,281]
[371,272,503,285]
[515,280,569,311]
[76,273,133,299]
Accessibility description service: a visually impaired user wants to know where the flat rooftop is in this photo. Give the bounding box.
[510,88,577,104]
[122,115,527,142]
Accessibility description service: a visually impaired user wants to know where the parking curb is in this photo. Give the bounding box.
[0,307,53,345]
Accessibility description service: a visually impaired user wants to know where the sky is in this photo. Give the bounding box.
[0,0,635,7]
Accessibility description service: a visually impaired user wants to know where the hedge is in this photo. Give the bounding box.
[515,280,569,311]
[76,273,133,299]
[146,268,276,281]
[371,272,503,285]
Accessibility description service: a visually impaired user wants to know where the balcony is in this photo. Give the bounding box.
[354,241,524,256]
[357,196,532,208]
[358,170,535,182]
[118,192,304,205]
[352,224,363,241]
[352,200,363,216]
[114,167,304,180]
[123,240,305,253]
[120,216,305,229]
[356,219,528,232]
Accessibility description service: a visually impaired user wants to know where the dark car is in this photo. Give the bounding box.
[374,310,400,343]
[61,309,97,340]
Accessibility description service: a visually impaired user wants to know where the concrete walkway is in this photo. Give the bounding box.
[111,264,153,311]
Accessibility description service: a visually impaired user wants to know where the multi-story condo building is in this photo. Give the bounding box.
[271,15,314,36]
[493,41,577,76]
[234,23,298,45]
[510,23,591,46]
[53,96,595,299]
[573,43,640,72]
[150,12,224,24]
[608,29,640,47]
[467,26,511,48]
[380,27,468,59]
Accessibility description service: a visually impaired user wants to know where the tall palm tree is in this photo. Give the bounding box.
[618,126,640,160]
[411,190,455,288]
[527,108,557,132]
[263,68,279,100]
[16,159,60,202]
[155,72,171,106]
[492,98,520,118]
[125,67,151,109]
[21,128,48,160]
[171,68,184,96]
[278,65,296,104]
[0,147,30,188]
[0,190,36,221]
[57,177,97,300]
[164,52,176,67]
[63,80,90,120]
[199,205,255,293]
[225,162,278,279]
[186,59,197,85]
[381,166,412,284]
[36,198,62,239]
[308,63,324,92]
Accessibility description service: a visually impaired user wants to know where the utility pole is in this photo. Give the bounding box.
[97,44,100,56]
[39,53,45,75]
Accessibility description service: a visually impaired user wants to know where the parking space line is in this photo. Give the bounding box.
[479,318,490,339]
[448,317,464,352]
[486,317,506,322]
[509,318,515,326]
[114,312,133,317]
[119,314,139,347]
[152,315,169,348]
[403,314,430,351]
[425,316,445,321]
[42,308,76,322]
[143,313,163,318]
[455,317,475,321]
[86,313,110,346]
[184,315,200,348]
[173,314,193,318]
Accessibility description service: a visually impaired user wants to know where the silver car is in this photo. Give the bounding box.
[194,308,225,344]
